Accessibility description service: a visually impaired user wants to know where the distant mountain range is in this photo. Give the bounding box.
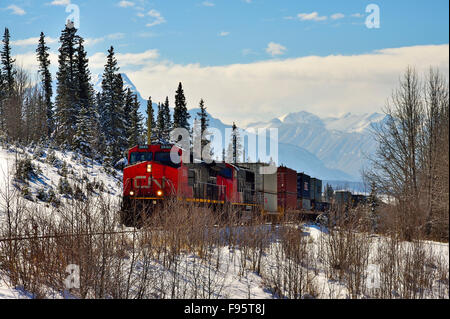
[92,74,387,184]
[246,111,387,181]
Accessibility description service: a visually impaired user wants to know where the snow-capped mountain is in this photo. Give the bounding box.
[247,111,387,181]
[92,73,149,115]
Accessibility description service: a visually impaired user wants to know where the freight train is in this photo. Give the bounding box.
[121,143,335,225]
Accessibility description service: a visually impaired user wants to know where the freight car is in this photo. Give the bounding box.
[297,173,311,210]
[277,166,297,212]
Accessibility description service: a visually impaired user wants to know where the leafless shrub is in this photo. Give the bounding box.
[263,224,318,299]
[319,209,372,298]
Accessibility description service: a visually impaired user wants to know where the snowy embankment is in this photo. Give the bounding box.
[0,144,448,299]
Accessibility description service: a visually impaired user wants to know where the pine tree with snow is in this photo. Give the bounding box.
[196,98,212,156]
[112,73,128,157]
[162,96,172,141]
[226,122,242,164]
[156,102,164,141]
[99,46,119,144]
[0,64,5,132]
[123,88,134,138]
[100,47,128,162]
[0,28,16,135]
[36,32,53,138]
[173,82,190,132]
[54,23,81,146]
[73,102,94,157]
[146,96,155,144]
[128,94,143,148]
[1,28,16,95]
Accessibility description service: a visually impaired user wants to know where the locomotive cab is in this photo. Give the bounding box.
[123,144,184,202]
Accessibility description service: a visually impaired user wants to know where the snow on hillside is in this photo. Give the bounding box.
[323,112,386,133]
[0,144,123,219]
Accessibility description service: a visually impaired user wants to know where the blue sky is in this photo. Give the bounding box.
[1,0,449,124]
[2,0,448,65]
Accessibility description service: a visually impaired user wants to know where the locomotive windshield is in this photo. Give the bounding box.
[129,152,153,165]
[154,151,181,168]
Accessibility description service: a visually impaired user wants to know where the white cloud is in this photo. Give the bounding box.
[12,37,58,47]
[118,1,135,8]
[48,0,71,6]
[351,13,364,18]
[88,49,160,70]
[146,9,166,27]
[123,44,449,126]
[297,12,327,22]
[85,33,126,46]
[219,31,230,37]
[7,4,26,15]
[14,51,58,75]
[331,13,345,20]
[242,48,257,56]
[266,42,287,56]
[202,1,215,7]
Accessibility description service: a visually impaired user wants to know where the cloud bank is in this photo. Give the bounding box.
[125,44,449,125]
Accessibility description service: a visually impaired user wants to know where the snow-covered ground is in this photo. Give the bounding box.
[0,144,448,299]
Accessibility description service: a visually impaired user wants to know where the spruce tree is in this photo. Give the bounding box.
[226,122,242,164]
[197,98,210,147]
[100,47,128,163]
[1,28,16,95]
[54,23,81,146]
[0,62,4,132]
[162,96,172,141]
[173,82,190,131]
[36,32,53,138]
[73,38,95,157]
[100,46,119,144]
[123,88,134,139]
[128,94,143,147]
[112,73,128,158]
[156,102,164,141]
[146,96,155,144]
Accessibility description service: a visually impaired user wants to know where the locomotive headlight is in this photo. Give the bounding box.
[157,190,163,197]
[129,191,135,196]
[147,164,152,173]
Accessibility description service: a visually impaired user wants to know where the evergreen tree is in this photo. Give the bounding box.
[127,94,143,147]
[74,102,94,157]
[1,28,16,95]
[123,88,134,139]
[146,96,155,144]
[36,32,53,138]
[162,96,172,141]
[99,46,119,143]
[73,38,95,156]
[100,47,128,163]
[54,23,81,146]
[0,60,4,132]
[226,122,242,164]
[196,98,211,153]
[156,102,164,140]
[173,82,190,131]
